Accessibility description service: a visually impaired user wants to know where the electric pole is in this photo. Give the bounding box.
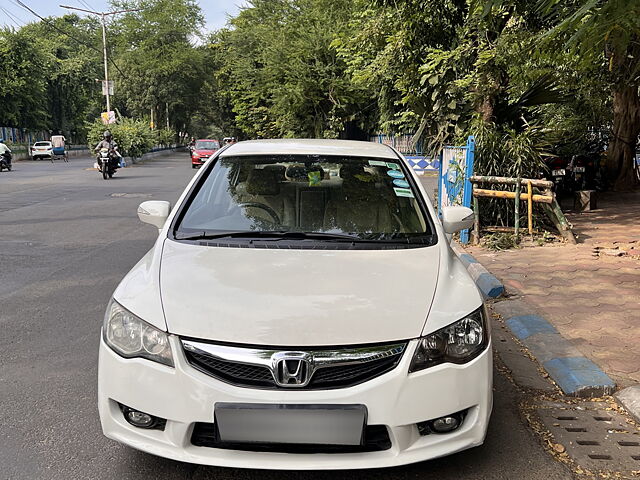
[60,4,141,114]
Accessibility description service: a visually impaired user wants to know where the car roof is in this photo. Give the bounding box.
[196,139,219,142]
[220,139,398,159]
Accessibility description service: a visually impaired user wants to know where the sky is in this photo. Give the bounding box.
[0,0,243,31]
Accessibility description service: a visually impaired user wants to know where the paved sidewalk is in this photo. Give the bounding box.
[467,191,640,387]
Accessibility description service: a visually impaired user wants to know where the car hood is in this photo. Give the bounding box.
[193,149,216,155]
[159,239,440,346]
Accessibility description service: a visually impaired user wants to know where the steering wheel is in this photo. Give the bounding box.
[237,202,281,224]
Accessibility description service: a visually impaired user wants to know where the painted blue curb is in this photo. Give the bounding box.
[451,244,504,299]
[543,357,616,397]
[458,253,478,267]
[476,273,505,298]
[499,309,616,396]
[506,315,558,340]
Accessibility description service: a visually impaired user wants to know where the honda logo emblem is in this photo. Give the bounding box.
[272,352,313,387]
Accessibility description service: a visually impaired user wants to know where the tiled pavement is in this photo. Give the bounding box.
[467,191,640,387]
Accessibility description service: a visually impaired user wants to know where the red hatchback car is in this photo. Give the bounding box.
[191,139,220,168]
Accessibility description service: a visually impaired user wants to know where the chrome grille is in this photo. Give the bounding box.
[181,339,406,390]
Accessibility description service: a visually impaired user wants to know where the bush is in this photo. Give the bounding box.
[154,128,175,147]
[86,117,155,160]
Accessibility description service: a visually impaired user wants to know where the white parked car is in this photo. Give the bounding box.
[98,139,492,470]
[31,141,53,160]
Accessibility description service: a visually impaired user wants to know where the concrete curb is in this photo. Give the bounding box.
[450,246,616,398]
[450,243,504,298]
[615,386,640,423]
[492,307,616,398]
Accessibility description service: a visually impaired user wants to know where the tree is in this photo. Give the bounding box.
[0,27,49,129]
[485,0,640,189]
[18,15,103,137]
[212,0,373,139]
[549,0,640,190]
[110,0,207,132]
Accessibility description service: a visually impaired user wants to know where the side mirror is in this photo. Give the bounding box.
[137,200,171,230]
[441,206,474,234]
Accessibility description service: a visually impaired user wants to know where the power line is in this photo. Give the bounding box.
[79,0,96,12]
[0,6,26,27]
[59,4,142,113]
[4,5,29,26]
[10,0,129,79]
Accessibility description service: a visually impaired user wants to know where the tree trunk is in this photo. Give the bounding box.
[606,84,640,191]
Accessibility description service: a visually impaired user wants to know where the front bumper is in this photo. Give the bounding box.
[98,336,493,470]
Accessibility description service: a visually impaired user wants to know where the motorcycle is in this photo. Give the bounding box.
[543,156,570,196]
[0,151,12,172]
[97,147,119,179]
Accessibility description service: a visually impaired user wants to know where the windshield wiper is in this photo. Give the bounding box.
[174,230,362,242]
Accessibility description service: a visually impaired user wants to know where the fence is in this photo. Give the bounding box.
[1,127,85,145]
[369,134,440,174]
[0,127,50,144]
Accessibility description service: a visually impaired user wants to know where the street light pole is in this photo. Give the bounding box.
[100,13,110,112]
[59,4,141,114]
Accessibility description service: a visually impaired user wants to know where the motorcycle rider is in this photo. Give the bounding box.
[0,139,12,168]
[94,130,121,169]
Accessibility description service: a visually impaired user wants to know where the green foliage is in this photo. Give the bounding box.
[154,128,175,147]
[87,117,155,159]
[2,0,637,192]
[0,27,50,128]
[211,0,373,139]
[0,1,208,142]
[110,0,207,132]
[0,15,103,137]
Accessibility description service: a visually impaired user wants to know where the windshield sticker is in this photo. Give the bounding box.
[308,170,322,186]
[386,162,400,170]
[387,169,405,179]
[393,179,410,188]
[394,187,415,198]
[368,160,387,167]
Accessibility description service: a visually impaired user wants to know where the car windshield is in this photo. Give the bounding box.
[195,141,219,150]
[175,154,433,243]
[34,142,51,146]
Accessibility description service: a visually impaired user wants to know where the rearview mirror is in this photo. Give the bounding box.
[441,206,474,234]
[137,200,171,230]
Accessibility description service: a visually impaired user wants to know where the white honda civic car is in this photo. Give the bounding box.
[98,139,492,470]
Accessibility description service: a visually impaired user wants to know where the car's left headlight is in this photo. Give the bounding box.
[103,300,174,367]
[409,307,488,372]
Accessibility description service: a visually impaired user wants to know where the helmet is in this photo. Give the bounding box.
[103,130,112,138]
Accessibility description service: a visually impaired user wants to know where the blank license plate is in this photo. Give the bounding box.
[214,403,366,446]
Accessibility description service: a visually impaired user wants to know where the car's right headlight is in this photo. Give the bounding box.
[409,307,488,372]
[103,300,174,367]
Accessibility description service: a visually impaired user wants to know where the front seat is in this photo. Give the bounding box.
[323,164,396,234]
[235,168,292,227]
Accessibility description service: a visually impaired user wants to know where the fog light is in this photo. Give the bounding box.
[119,404,166,430]
[417,410,466,435]
[126,410,154,428]
[431,415,460,433]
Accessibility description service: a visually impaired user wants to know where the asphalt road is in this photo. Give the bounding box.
[0,154,573,479]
